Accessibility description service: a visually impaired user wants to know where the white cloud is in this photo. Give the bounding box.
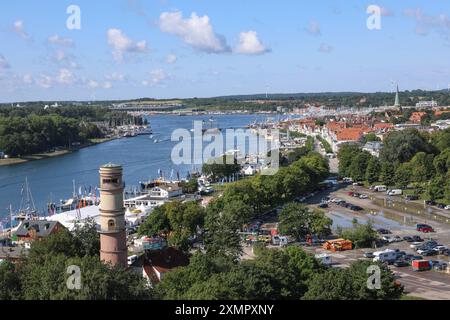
[102,82,113,89]
[159,11,229,53]
[12,20,31,41]
[305,21,321,36]
[57,69,75,85]
[318,43,333,53]
[404,8,450,40]
[165,53,177,64]
[105,72,124,81]
[0,54,11,69]
[55,50,66,62]
[87,80,99,89]
[142,69,167,86]
[22,74,33,84]
[48,34,74,47]
[107,28,148,62]
[234,31,270,55]
[37,74,53,89]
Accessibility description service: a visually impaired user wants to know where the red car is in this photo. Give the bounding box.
[416,224,434,233]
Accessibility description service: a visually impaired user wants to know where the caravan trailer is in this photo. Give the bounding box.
[373,249,397,264]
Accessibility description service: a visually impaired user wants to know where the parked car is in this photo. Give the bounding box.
[436,203,446,209]
[403,236,414,242]
[393,260,409,267]
[430,261,448,271]
[359,194,368,199]
[363,252,375,259]
[410,242,425,250]
[445,205,450,211]
[350,205,363,211]
[421,250,437,257]
[377,228,391,235]
[425,200,436,206]
[318,203,329,208]
[416,224,434,233]
[412,236,424,242]
[442,249,450,256]
[434,245,448,254]
[405,195,419,201]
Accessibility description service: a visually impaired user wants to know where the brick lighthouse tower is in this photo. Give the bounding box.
[98,163,127,268]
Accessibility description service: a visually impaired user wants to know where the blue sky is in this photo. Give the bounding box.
[0,0,449,102]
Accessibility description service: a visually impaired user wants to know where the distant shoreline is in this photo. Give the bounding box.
[0,137,117,168]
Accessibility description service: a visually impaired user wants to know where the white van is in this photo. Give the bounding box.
[315,254,333,266]
[127,255,138,266]
[373,249,397,263]
[272,235,289,247]
[387,189,403,196]
[373,185,387,192]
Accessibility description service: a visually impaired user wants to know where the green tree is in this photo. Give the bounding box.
[339,222,377,249]
[380,161,396,186]
[348,151,372,181]
[180,179,199,194]
[304,260,403,300]
[278,203,332,240]
[365,157,381,184]
[338,144,363,178]
[394,162,413,187]
[380,129,437,165]
[0,261,22,300]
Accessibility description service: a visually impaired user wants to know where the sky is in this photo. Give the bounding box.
[0,0,450,102]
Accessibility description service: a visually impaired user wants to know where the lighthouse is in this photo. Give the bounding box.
[98,163,127,268]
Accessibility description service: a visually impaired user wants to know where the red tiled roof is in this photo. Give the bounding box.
[374,123,394,130]
[336,128,364,141]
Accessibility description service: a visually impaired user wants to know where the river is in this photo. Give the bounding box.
[0,114,288,221]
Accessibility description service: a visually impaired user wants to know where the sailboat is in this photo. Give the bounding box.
[13,177,38,223]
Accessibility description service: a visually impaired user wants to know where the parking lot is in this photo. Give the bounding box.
[304,184,450,300]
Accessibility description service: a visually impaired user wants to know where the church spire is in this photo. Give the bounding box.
[394,84,400,107]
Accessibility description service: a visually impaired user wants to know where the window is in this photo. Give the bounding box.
[108,219,115,231]
[103,178,119,184]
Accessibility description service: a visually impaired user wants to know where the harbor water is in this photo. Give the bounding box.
[0,114,280,220]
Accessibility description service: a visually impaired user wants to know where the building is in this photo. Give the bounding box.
[416,100,438,109]
[410,112,427,123]
[15,220,65,246]
[363,141,384,157]
[98,164,127,268]
[142,247,189,285]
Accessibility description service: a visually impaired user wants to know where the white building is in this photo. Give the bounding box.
[416,100,438,109]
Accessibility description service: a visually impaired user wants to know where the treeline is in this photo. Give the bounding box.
[182,89,450,110]
[140,152,331,255]
[155,247,403,300]
[0,115,102,157]
[338,128,450,203]
[0,221,152,300]
[0,105,145,157]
